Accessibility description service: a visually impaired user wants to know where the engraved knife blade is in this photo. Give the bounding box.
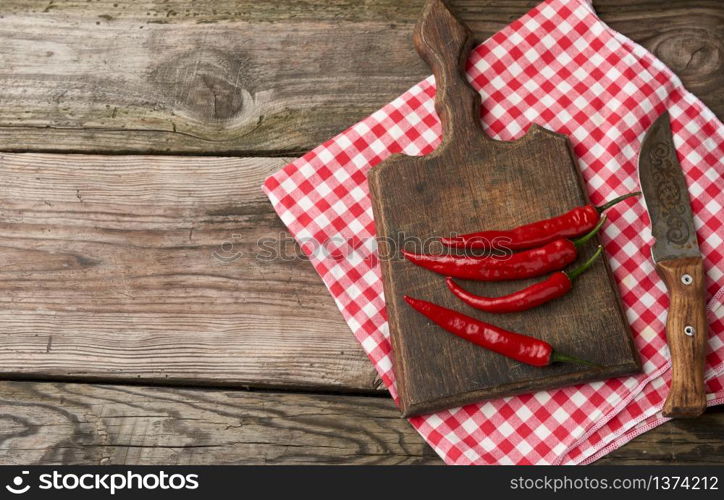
[637,111,701,262]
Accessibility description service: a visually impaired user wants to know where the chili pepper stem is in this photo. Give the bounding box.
[550,351,600,367]
[565,245,603,281]
[595,192,641,213]
[572,215,607,248]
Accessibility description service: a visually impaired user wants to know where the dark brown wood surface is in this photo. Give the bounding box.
[369,0,638,416]
[0,0,722,464]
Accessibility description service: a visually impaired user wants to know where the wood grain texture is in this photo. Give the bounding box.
[656,257,708,417]
[0,0,721,465]
[0,153,379,392]
[0,380,721,465]
[369,0,638,416]
[597,406,724,465]
[0,381,438,465]
[0,1,721,154]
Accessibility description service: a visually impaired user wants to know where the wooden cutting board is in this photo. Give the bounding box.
[368,0,640,417]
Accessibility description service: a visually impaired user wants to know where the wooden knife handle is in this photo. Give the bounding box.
[412,0,483,143]
[656,257,708,418]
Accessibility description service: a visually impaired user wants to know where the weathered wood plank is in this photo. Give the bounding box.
[0,153,379,392]
[0,381,437,465]
[0,380,721,465]
[598,406,724,465]
[0,0,721,154]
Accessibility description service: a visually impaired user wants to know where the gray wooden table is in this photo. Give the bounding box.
[0,0,721,465]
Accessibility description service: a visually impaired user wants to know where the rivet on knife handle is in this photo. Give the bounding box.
[656,257,707,417]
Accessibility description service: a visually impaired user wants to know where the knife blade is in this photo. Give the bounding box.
[638,111,707,418]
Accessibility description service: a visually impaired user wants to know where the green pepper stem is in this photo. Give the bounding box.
[565,245,604,281]
[572,215,607,248]
[596,192,641,213]
[550,351,601,368]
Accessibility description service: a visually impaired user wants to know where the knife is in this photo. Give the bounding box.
[638,111,708,418]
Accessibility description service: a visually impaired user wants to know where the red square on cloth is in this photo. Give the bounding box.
[264,0,724,464]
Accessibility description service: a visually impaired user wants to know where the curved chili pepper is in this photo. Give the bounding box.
[440,192,638,251]
[446,245,604,313]
[404,296,596,367]
[402,216,604,281]
[403,239,576,281]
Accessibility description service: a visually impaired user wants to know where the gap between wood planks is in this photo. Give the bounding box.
[0,376,390,399]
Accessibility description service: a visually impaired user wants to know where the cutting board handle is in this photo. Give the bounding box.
[413,0,484,144]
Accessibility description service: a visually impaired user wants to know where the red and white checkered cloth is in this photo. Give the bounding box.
[263,0,724,464]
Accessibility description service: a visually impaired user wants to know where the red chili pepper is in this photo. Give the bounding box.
[403,239,576,281]
[447,245,604,313]
[404,296,596,367]
[403,216,604,281]
[440,192,638,251]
